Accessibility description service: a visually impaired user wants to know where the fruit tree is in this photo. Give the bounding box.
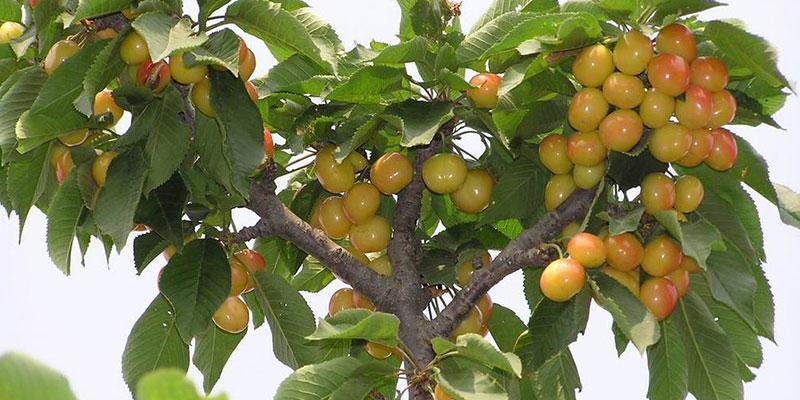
[0,0,797,399]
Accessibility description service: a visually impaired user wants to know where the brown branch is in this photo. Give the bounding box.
[91,13,129,31]
[431,187,599,337]
[231,220,271,243]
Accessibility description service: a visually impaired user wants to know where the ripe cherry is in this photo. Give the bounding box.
[539,134,573,174]
[368,255,393,276]
[44,40,80,75]
[649,123,692,163]
[93,91,123,126]
[229,258,250,297]
[656,23,697,62]
[352,290,376,311]
[450,169,494,214]
[451,306,483,338]
[667,268,690,297]
[599,109,644,152]
[422,153,468,194]
[318,196,352,239]
[238,41,256,81]
[540,258,586,302]
[639,89,675,129]
[235,249,266,292]
[647,54,691,97]
[51,145,74,184]
[600,266,640,295]
[467,73,501,109]
[675,84,713,129]
[191,77,215,117]
[328,288,355,316]
[568,88,609,132]
[641,235,683,277]
[349,215,391,253]
[370,152,413,195]
[573,162,605,189]
[603,72,645,109]
[456,252,491,287]
[567,232,606,268]
[690,56,728,92]
[120,31,149,65]
[676,128,714,167]
[709,90,737,128]
[680,255,701,273]
[613,30,654,75]
[434,385,453,400]
[169,51,207,84]
[137,59,171,92]
[365,342,394,360]
[58,129,89,147]
[640,277,678,321]
[315,146,355,193]
[705,128,738,171]
[674,175,704,213]
[245,81,258,102]
[545,174,577,211]
[213,296,249,334]
[572,44,615,88]
[477,294,493,324]
[346,152,368,172]
[604,233,644,272]
[641,172,676,215]
[92,151,118,187]
[0,22,24,44]
[567,131,607,166]
[263,128,274,158]
[343,182,381,224]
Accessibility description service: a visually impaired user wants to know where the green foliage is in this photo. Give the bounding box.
[193,324,246,394]
[0,353,77,400]
[308,309,401,347]
[588,271,660,352]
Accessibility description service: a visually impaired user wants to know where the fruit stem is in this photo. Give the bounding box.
[541,242,565,259]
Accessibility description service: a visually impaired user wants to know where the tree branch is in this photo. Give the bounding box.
[431,187,599,336]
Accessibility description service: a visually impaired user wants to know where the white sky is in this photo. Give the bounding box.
[1,1,799,399]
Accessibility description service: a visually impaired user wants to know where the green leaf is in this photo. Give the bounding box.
[251,269,329,369]
[520,349,581,400]
[7,143,51,230]
[750,263,775,341]
[132,13,208,61]
[274,356,395,400]
[122,295,190,393]
[383,100,454,147]
[327,65,412,104]
[0,352,77,400]
[261,54,332,95]
[704,21,790,89]
[448,334,523,377]
[471,0,558,33]
[94,148,147,249]
[198,0,232,26]
[372,36,431,64]
[186,29,240,76]
[46,173,84,275]
[160,239,231,343]
[74,36,126,116]
[193,112,234,192]
[193,324,246,394]
[17,42,108,152]
[290,259,335,292]
[308,309,400,347]
[653,211,725,271]
[209,69,264,197]
[135,369,201,400]
[587,271,660,352]
[135,174,187,250]
[726,135,777,204]
[646,319,688,400]
[608,205,644,235]
[435,357,510,400]
[0,0,22,22]
[134,231,169,274]
[481,151,547,224]
[704,247,757,330]
[775,183,800,230]
[651,0,723,23]
[607,150,667,191]
[73,0,129,22]
[487,303,527,353]
[674,292,744,400]
[0,67,47,159]
[226,0,339,74]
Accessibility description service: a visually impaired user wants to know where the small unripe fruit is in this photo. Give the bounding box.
[560,221,581,242]
[639,89,675,129]
[572,162,605,189]
[705,128,738,171]
[602,72,645,109]
[676,129,714,167]
[213,296,250,333]
[238,41,256,81]
[567,232,606,268]
[365,342,394,360]
[328,288,355,316]
[349,215,392,253]
[647,54,691,97]
[120,31,149,65]
[450,169,494,214]
[540,258,586,302]
[674,175,704,213]
[572,44,615,88]
[656,23,697,62]
[641,235,683,277]
[422,153,468,194]
[667,268,691,297]
[451,306,483,339]
[169,51,207,84]
[539,134,573,174]
[93,91,124,126]
[44,40,80,75]
[263,128,274,158]
[315,146,355,194]
[343,182,381,224]
[599,109,644,152]
[604,233,644,272]
[545,174,577,211]
[346,152,368,172]
[467,73,501,109]
[690,57,729,93]
[318,196,352,239]
[191,77,216,117]
[640,277,679,321]
[92,151,119,187]
[567,131,607,166]
[477,294,493,324]
[708,90,737,128]
[613,31,653,75]
[58,129,89,147]
[370,152,413,195]
[456,252,491,287]
[649,123,692,163]
[0,22,24,44]
[675,84,713,129]
[568,88,609,132]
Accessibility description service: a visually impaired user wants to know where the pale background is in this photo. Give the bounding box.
[1,1,798,399]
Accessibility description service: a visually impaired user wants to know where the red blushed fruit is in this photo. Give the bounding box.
[29,0,39,7]
[540,258,586,302]
[667,268,691,297]
[705,128,738,171]
[604,233,644,272]
[640,277,679,321]
[567,232,607,268]
[647,54,691,97]
[690,57,729,93]
[263,128,274,158]
[675,84,713,129]
[677,128,715,167]
[709,90,737,128]
[137,59,171,92]
[656,23,697,62]
[467,73,501,109]
[598,109,644,152]
[566,131,607,167]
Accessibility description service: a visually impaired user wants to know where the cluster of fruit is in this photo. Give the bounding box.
[569,23,738,171]
[0,20,23,44]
